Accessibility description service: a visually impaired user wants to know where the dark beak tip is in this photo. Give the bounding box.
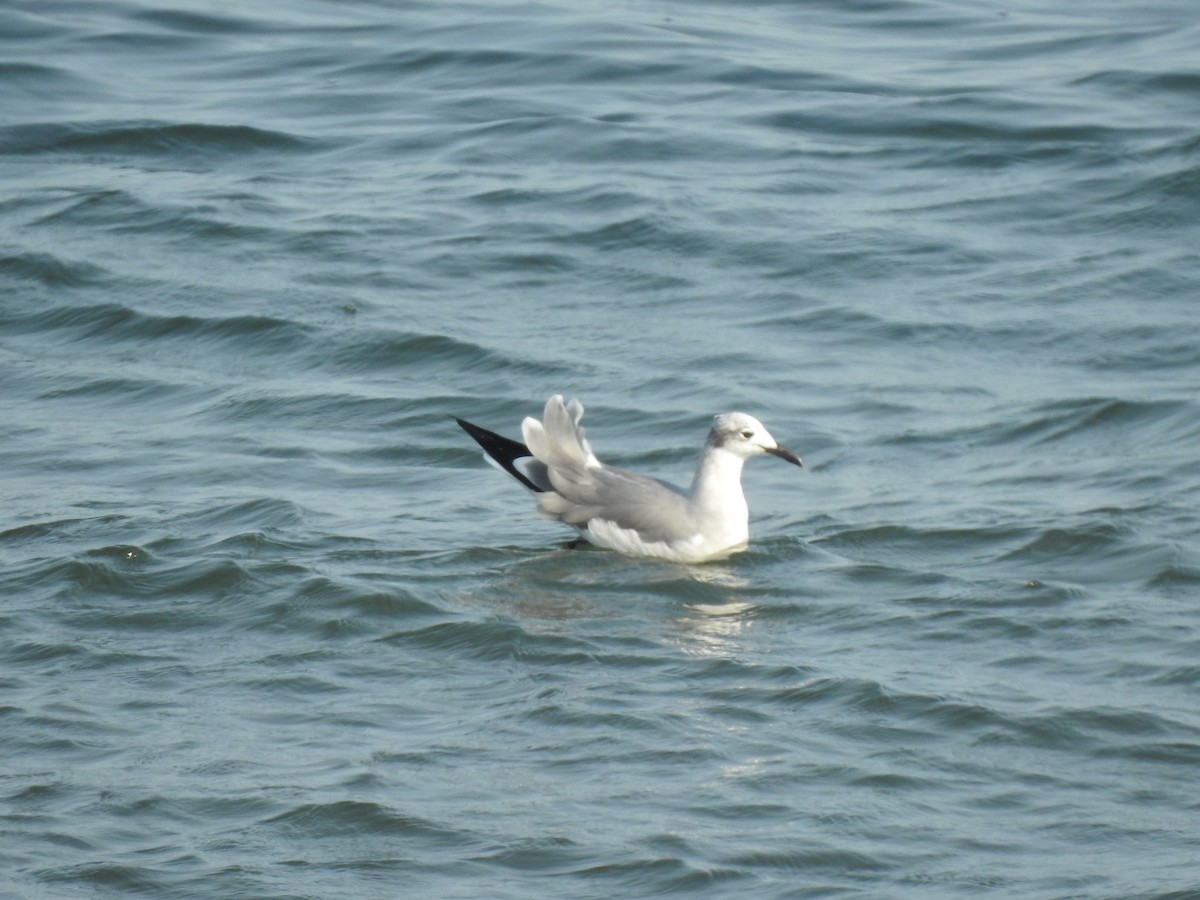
[768,446,804,468]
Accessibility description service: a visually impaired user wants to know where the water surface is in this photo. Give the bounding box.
[2,0,1199,896]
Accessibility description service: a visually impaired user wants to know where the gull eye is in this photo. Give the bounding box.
[740,429,754,439]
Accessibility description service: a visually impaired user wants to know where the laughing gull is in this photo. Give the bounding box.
[455,395,802,562]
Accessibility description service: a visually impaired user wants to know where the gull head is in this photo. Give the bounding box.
[709,413,803,467]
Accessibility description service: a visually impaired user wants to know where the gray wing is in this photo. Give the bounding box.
[536,463,697,544]
[521,395,698,543]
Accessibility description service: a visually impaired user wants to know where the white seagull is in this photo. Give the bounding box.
[455,395,802,562]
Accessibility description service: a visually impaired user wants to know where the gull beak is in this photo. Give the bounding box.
[766,445,803,467]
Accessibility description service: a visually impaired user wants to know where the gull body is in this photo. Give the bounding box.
[456,395,802,563]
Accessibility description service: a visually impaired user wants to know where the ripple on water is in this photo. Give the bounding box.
[2,0,1199,896]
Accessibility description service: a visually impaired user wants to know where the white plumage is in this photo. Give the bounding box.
[456,395,802,563]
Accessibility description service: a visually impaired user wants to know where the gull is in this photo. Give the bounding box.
[455,395,802,563]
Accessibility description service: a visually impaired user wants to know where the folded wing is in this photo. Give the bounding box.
[523,396,696,544]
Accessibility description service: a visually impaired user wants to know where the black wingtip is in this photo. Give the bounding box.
[455,416,543,492]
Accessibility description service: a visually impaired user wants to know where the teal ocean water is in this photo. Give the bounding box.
[3,0,1199,896]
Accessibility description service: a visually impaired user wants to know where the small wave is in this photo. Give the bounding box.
[750,304,1011,353]
[8,300,316,360]
[179,498,306,534]
[0,61,99,99]
[26,186,275,243]
[0,516,133,563]
[325,328,567,381]
[378,619,603,666]
[338,45,685,93]
[54,556,252,605]
[130,7,275,36]
[814,523,1032,572]
[997,522,1125,561]
[37,376,196,407]
[4,641,89,666]
[1072,68,1200,104]
[1092,154,1200,231]
[543,210,720,258]
[960,396,1198,454]
[263,800,469,842]
[1148,563,1200,590]
[725,847,891,875]
[0,120,319,160]
[0,250,109,287]
[37,862,159,893]
[994,517,1177,587]
[295,575,444,620]
[1148,665,1200,687]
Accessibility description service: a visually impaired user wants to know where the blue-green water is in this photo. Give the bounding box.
[3,0,1199,897]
